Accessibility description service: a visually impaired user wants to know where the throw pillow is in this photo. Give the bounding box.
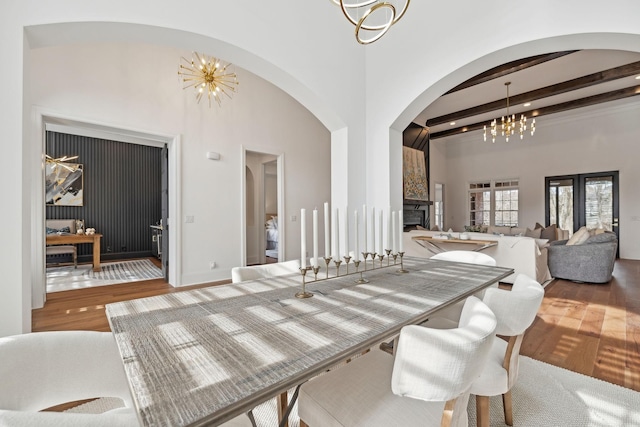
[46,226,71,234]
[540,224,557,241]
[524,227,542,238]
[566,226,590,246]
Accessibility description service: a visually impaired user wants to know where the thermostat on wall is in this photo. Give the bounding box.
[206,151,221,160]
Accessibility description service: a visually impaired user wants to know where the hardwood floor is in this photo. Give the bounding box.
[521,258,640,392]
[33,259,640,392]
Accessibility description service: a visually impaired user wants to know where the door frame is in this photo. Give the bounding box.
[240,146,285,267]
[33,107,182,308]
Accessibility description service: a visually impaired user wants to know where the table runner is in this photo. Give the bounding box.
[107,257,512,427]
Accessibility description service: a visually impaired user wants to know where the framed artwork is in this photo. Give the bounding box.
[402,146,428,202]
[45,162,84,206]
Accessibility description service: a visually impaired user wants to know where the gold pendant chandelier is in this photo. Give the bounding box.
[178,52,239,108]
[484,82,535,143]
[331,0,410,45]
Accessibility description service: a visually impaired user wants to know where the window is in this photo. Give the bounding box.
[468,179,519,227]
[469,182,491,226]
[494,180,519,226]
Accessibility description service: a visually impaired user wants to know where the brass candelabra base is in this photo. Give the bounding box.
[295,266,314,298]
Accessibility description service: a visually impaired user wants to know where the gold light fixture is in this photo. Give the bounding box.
[178,52,239,107]
[331,0,410,45]
[45,154,79,171]
[483,82,535,143]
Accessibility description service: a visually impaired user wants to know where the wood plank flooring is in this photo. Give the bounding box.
[33,258,640,393]
[520,258,640,392]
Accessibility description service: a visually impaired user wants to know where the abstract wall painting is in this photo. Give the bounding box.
[45,162,84,206]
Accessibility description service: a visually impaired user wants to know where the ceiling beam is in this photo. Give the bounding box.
[444,51,578,94]
[427,61,640,128]
[429,85,640,140]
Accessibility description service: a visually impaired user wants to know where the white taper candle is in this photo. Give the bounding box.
[344,208,349,257]
[371,207,376,253]
[398,210,404,252]
[378,210,383,255]
[354,210,359,261]
[300,208,307,268]
[392,211,397,253]
[362,205,367,254]
[313,208,319,268]
[324,202,330,258]
[334,208,340,261]
[331,207,337,260]
[386,206,392,250]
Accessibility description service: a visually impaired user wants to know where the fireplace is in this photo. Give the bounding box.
[403,202,432,231]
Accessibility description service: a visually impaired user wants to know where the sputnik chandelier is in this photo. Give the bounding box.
[484,82,535,143]
[331,0,410,45]
[178,52,239,107]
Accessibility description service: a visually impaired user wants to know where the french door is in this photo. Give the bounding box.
[545,171,619,249]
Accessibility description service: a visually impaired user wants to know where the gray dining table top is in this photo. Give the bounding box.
[106,256,513,427]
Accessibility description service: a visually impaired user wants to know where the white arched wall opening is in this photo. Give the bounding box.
[17,21,349,332]
[375,33,640,220]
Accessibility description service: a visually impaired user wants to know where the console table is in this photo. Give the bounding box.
[412,235,497,254]
[46,233,102,271]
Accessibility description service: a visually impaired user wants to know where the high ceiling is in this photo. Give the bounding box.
[411,49,640,142]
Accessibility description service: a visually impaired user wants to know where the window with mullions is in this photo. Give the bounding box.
[495,180,519,226]
[469,182,491,226]
[468,180,519,227]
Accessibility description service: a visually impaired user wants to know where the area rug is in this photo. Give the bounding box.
[46,259,163,293]
[72,356,640,426]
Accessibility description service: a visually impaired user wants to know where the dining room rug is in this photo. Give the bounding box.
[72,355,640,426]
[46,259,163,293]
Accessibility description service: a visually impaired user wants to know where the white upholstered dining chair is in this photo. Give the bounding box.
[425,274,544,427]
[231,259,301,283]
[298,296,498,427]
[430,250,497,266]
[469,274,544,427]
[0,331,252,427]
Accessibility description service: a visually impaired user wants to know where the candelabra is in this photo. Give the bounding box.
[295,249,405,297]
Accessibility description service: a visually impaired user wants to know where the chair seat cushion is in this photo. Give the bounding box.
[469,337,509,396]
[46,246,76,255]
[299,349,455,427]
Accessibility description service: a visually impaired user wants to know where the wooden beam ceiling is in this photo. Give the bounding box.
[445,51,577,94]
[429,85,640,139]
[427,61,640,128]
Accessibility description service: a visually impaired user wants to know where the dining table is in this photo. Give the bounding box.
[106,256,513,427]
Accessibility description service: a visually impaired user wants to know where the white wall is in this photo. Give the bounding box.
[432,98,640,260]
[29,42,331,284]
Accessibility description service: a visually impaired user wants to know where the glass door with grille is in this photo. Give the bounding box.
[546,171,619,250]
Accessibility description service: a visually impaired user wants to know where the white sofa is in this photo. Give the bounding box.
[403,230,551,285]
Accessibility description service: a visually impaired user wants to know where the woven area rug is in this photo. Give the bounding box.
[46,259,163,293]
[74,356,640,426]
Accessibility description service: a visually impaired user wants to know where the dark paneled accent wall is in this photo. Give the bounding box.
[46,132,162,262]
